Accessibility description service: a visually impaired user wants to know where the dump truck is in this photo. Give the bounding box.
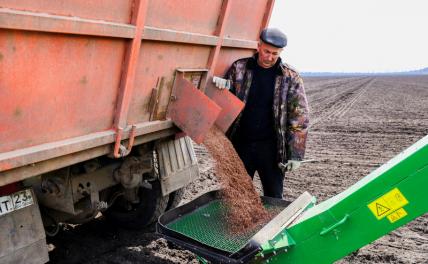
[0,0,274,262]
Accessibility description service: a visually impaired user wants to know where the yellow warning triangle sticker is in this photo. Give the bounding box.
[368,188,409,220]
[376,203,390,216]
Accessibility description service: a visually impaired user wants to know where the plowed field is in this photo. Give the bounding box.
[48,76,428,264]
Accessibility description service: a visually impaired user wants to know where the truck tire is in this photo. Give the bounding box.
[104,180,168,229]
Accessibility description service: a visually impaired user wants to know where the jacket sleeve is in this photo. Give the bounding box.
[286,75,309,161]
[224,62,237,95]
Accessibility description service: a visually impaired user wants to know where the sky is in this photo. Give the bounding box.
[269,0,428,73]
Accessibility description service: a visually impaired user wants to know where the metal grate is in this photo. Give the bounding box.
[167,200,284,253]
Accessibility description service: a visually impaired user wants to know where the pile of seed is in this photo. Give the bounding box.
[203,126,270,233]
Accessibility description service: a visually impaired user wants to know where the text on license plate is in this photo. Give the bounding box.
[0,189,34,216]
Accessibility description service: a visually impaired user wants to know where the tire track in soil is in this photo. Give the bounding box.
[306,77,367,106]
[308,77,370,118]
[309,77,374,128]
[305,77,364,97]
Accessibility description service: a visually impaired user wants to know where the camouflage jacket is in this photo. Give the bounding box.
[225,54,309,163]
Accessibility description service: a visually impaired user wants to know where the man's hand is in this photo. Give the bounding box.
[279,160,302,172]
[212,76,231,90]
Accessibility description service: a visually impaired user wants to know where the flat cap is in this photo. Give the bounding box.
[260,28,287,48]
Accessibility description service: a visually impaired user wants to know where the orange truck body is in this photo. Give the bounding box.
[0,0,274,183]
[0,1,276,263]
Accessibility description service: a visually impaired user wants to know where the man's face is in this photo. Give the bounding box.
[257,41,283,68]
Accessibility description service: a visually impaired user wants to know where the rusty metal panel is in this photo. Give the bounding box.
[0,0,276,180]
[224,0,269,40]
[203,0,232,89]
[113,0,148,130]
[143,27,218,46]
[0,123,177,187]
[214,47,256,76]
[0,121,174,173]
[128,42,211,124]
[167,76,221,144]
[222,38,258,49]
[0,0,133,23]
[0,30,125,153]
[145,0,223,35]
[205,82,245,133]
[0,8,136,39]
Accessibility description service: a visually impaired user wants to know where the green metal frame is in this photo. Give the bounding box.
[159,135,428,264]
[260,135,428,263]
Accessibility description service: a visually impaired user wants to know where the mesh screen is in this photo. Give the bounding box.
[167,200,284,253]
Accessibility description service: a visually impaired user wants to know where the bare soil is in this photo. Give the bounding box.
[48,76,428,264]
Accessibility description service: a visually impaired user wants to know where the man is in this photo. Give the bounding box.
[213,28,309,198]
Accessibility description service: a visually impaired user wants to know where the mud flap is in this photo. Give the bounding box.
[156,136,199,196]
[0,190,49,264]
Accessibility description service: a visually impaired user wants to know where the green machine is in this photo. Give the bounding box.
[157,134,428,263]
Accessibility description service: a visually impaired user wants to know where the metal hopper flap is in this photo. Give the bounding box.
[167,75,221,144]
[204,80,244,134]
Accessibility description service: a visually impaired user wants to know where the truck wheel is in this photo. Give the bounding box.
[104,180,168,229]
[166,188,185,211]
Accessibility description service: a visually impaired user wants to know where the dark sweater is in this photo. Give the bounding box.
[235,60,278,142]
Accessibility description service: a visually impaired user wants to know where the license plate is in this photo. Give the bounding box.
[0,189,34,216]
